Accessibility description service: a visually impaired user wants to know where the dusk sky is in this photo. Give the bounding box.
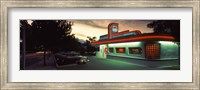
[28,20,154,40]
[71,20,153,40]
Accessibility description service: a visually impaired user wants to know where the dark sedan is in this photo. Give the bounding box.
[55,52,89,66]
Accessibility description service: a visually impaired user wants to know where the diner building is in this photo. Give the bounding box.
[91,23,180,67]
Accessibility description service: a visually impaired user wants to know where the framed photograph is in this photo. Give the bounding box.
[1,0,199,89]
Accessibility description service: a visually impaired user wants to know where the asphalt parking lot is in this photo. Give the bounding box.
[56,56,152,70]
[24,53,179,70]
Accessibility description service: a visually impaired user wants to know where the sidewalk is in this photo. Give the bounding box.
[25,54,57,70]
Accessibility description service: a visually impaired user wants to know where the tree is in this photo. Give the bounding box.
[147,20,180,41]
[84,36,97,55]
[87,36,97,42]
[64,34,82,51]
[30,20,73,65]
[20,20,32,69]
[20,20,35,52]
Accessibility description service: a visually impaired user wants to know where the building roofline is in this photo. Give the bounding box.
[91,35,175,45]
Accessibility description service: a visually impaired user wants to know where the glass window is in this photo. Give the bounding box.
[109,48,114,53]
[116,48,126,53]
[129,47,142,55]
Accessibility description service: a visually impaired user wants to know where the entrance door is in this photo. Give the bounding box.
[100,46,107,59]
[145,43,160,59]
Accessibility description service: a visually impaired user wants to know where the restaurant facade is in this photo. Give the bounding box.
[91,23,180,67]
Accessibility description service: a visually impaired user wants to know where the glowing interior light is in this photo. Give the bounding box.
[159,41,174,44]
[116,48,125,53]
[109,42,141,47]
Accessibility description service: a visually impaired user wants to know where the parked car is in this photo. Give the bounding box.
[54,52,89,66]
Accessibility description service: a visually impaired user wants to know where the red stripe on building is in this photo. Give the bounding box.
[92,35,175,45]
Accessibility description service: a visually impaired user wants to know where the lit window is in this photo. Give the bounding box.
[129,47,142,55]
[109,48,114,53]
[116,48,126,53]
[145,43,160,59]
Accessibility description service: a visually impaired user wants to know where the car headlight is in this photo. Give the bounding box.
[80,59,83,62]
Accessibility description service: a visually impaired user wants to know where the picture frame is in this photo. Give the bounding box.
[0,0,199,89]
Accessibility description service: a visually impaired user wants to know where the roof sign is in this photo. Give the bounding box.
[108,23,119,39]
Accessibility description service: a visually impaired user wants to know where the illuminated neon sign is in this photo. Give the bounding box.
[108,23,119,39]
